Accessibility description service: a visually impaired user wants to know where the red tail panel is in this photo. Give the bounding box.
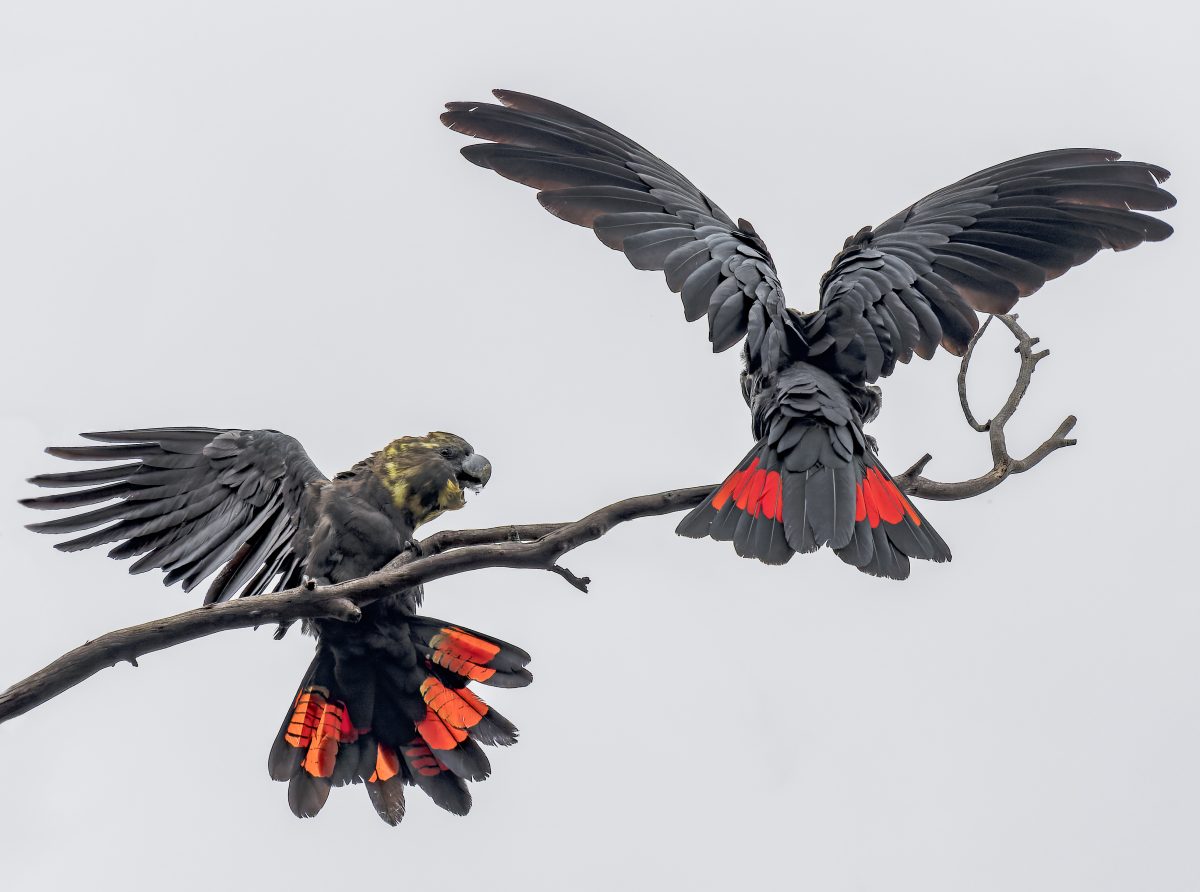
[402,738,446,778]
[282,686,361,779]
[416,676,487,751]
[429,628,502,682]
[367,743,401,783]
[856,468,921,528]
[711,456,784,520]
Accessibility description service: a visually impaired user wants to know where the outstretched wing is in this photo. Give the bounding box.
[22,427,328,603]
[442,90,785,354]
[808,149,1175,382]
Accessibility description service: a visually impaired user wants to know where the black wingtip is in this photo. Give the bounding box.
[44,444,138,460]
[459,144,492,168]
[1142,162,1171,184]
[492,88,549,108]
[79,430,151,443]
[44,446,95,460]
[18,495,59,509]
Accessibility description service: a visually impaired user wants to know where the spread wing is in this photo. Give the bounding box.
[442,90,785,354]
[22,427,328,603]
[807,149,1175,382]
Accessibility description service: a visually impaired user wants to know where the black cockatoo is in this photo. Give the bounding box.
[442,91,1175,579]
[22,428,531,824]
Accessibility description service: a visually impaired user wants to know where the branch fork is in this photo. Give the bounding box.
[894,313,1077,500]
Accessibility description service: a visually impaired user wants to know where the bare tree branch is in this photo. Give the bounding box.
[1,314,1080,724]
[893,313,1077,500]
[0,486,713,725]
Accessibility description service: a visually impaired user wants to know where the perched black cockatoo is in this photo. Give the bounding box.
[22,428,531,824]
[442,91,1175,579]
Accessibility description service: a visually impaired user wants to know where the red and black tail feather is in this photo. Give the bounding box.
[833,453,950,579]
[267,618,531,825]
[408,616,533,688]
[677,428,951,579]
[398,737,470,815]
[364,741,407,824]
[409,675,495,781]
[267,651,349,819]
[678,442,794,565]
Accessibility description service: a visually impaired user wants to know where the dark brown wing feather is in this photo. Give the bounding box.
[808,149,1175,382]
[442,90,786,353]
[22,427,328,603]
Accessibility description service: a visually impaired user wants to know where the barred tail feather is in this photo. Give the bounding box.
[267,618,531,826]
[407,616,533,688]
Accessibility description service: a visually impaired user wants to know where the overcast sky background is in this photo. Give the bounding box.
[1,2,1196,889]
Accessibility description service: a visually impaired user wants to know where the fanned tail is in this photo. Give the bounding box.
[268,618,531,825]
[676,431,951,579]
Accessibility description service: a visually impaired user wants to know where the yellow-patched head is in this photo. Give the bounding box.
[370,432,491,527]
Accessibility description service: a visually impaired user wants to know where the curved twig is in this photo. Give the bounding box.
[956,314,994,433]
[893,313,1078,500]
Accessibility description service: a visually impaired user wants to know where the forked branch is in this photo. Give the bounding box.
[893,314,1077,500]
[1,314,1078,723]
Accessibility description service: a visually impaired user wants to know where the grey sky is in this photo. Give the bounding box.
[1,2,1196,889]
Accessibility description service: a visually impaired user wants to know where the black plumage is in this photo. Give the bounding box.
[443,90,1175,579]
[23,428,531,824]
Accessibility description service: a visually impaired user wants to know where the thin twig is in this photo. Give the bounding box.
[957,314,994,433]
